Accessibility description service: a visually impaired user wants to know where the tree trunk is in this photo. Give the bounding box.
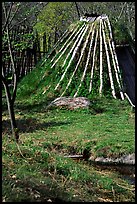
[2,76,19,142]
[75,2,81,18]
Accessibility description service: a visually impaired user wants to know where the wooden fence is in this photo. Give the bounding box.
[2,25,59,83]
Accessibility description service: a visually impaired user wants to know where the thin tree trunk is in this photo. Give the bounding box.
[41,29,70,66]
[126,3,134,41]
[106,16,125,98]
[124,93,135,107]
[61,25,86,68]
[106,16,123,84]
[50,24,80,65]
[75,2,81,18]
[6,28,17,104]
[2,4,19,141]
[2,76,19,142]
[116,2,127,21]
[42,25,85,91]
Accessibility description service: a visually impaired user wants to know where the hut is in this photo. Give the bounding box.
[41,14,135,107]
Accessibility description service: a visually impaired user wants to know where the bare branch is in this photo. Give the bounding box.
[116,2,127,21]
[2,2,13,33]
[7,2,21,29]
[9,17,27,31]
[74,2,81,18]
[9,2,49,30]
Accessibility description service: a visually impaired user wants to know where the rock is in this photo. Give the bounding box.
[47,97,91,110]
[89,153,135,165]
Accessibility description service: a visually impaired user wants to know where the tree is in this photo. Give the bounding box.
[34,2,80,50]
[2,2,49,142]
[2,2,19,142]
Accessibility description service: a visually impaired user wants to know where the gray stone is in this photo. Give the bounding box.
[47,97,91,110]
[90,153,135,165]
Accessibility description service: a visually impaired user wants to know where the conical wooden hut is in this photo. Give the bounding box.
[41,14,134,103]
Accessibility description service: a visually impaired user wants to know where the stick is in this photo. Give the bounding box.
[106,17,123,86]
[54,24,89,91]
[42,24,85,80]
[124,93,135,107]
[104,21,124,100]
[117,183,135,191]
[75,24,98,97]
[41,29,70,66]
[102,20,116,99]
[61,25,87,68]
[99,18,103,96]
[51,24,85,68]
[89,24,99,93]
[61,23,94,96]
[64,155,83,159]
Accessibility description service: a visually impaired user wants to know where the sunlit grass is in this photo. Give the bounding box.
[2,50,135,203]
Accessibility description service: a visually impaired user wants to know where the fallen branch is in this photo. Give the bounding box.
[117,183,135,191]
[64,155,83,159]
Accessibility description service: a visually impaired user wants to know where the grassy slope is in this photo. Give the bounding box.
[2,28,135,201]
[2,92,135,202]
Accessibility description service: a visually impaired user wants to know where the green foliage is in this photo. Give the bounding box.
[113,22,131,44]
[34,2,75,51]
[13,33,34,50]
[34,2,73,36]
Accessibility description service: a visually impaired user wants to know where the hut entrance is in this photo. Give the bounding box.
[116,45,135,106]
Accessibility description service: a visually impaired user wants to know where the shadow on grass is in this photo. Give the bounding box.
[2,96,55,114]
[2,118,71,134]
[14,97,56,113]
[2,175,74,202]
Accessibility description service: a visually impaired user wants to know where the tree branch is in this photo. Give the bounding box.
[2,2,13,33]
[7,2,21,29]
[6,25,17,103]
[9,17,27,31]
[9,2,49,30]
[74,2,81,18]
[116,2,127,21]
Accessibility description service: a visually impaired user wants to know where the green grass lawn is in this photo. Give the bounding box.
[2,95,135,202]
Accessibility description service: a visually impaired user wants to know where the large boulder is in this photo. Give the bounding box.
[47,97,91,110]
